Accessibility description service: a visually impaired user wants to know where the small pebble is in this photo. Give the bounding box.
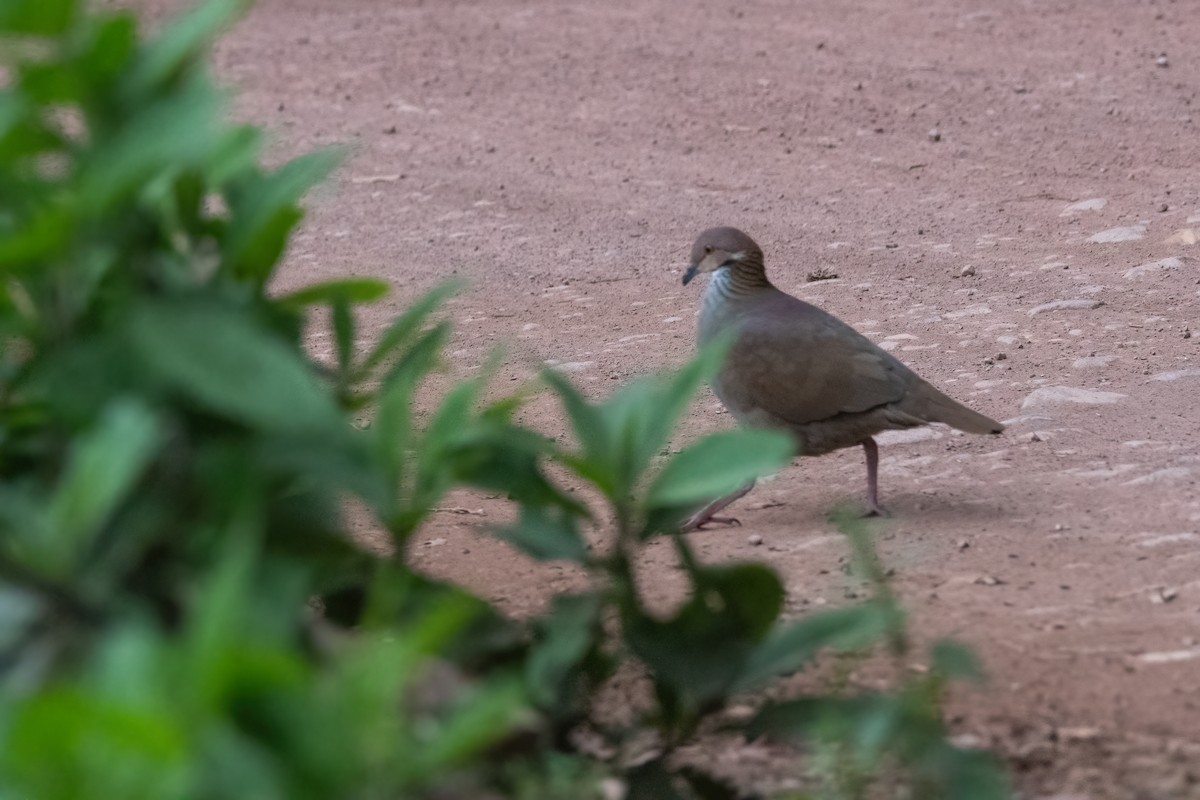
[1087,225,1146,243]
[1027,298,1104,316]
[1022,386,1123,410]
[1154,587,1179,603]
[748,533,764,546]
[1156,54,1169,67]
[959,264,976,277]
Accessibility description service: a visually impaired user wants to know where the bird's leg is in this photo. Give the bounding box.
[680,480,756,532]
[861,437,886,517]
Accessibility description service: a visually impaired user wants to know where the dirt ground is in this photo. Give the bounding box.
[176,0,1200,795]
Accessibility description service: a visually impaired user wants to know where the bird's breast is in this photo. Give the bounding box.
[697,275,742,346]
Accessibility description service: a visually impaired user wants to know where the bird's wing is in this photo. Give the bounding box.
[715,293,916,426]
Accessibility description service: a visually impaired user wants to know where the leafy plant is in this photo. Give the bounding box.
[0,0,554,795]
[515,378,1010,799]
[0,1,1012,798]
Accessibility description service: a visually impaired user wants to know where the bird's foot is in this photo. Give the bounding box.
[688,514,742,530]
[861,505,888,519]
[678,481,756,533]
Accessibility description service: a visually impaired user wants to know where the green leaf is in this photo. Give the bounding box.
[413,378,481,495]
[79,13,138,86]
[183,519,259,706]
[494,506,589,564]
[677,767,741,800]
[277,278,390,309]
[3,686,189,798]
[207,125,261,184]
[399,675,529,782]
[370,322,448,501]
[625,760,689,800]
[541,369,616,496]
[222,148,341,283]
[647,428,793,510]
[606,337,732,491]
[358,280,459,378]
[331,296,354,376]
[624,558,783,719]
[933,746,1012,800]
[126,0,246,95]
[78,78,222,213]
[127,299,341,433]
[0,0,76,35]
[735,603,894,692]
[18,61,85,105]
[930,639,985,683]
[525,593,603,709]
[0,204,72,268]
[46,400,161,573]
[748,694,883,743]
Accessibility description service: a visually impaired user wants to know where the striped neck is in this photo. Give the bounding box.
[699,261,773,343]
[705,259,772,300]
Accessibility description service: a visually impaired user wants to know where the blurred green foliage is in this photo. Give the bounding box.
[0,1,1011,798]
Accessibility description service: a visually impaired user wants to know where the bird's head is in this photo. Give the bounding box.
[682,226,763,285]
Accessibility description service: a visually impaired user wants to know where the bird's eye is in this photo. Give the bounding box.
[704,246,713,254]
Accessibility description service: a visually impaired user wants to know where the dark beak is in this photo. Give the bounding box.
[682,264,699,285]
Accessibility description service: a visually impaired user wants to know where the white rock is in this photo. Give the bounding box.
[1122,467,1192,486]
[1123,256,1184,279]
[876,427,944,446]
[1072,355,1115,369]
[1087,225,1146,243]
[548,361,594,373]
[885,333,919,340]
[1021,386,1126,409]
[1001,414,1056,427]
[944,304,991,319]
[1027,299,1104,316]
[1165,228,1198,245]
[1150,368,1200,382]
[1069,464,1138,478]
[1060,198,1107,215]
[1138,533,1200,547]
[1139,647,1200,665]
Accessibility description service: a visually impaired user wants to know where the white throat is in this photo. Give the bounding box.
[698,267,736,344]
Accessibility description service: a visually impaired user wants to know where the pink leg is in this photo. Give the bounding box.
[861,438,885,517]
[680,480,756,532]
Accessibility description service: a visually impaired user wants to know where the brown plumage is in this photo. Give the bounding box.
[680,226,1004,529]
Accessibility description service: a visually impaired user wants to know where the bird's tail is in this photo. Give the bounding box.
[909,383,1004,435]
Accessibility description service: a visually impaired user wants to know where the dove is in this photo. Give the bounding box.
[680,226,1003,530]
